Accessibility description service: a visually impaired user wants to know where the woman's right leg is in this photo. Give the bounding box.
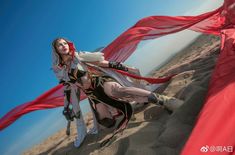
[103,81,151,103]
[103,81,184,111]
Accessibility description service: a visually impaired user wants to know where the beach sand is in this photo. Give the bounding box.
[23,34,220,155]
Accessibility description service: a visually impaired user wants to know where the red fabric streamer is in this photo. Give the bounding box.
[103,6,225,62]
[115,69,175,84]
[1,4,235,155]
[0,69,173,131]
[0,1,226,131]
[182,27,235,155]
[182,0,235,153]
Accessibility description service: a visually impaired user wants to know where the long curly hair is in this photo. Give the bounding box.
[52,38,76,67]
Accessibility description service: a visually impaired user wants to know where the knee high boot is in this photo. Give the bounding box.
[74,115,87,147]
[148,93,184,112]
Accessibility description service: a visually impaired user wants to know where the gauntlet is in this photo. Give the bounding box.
[108,61,128,71]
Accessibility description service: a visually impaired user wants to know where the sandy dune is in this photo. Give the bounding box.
[23,34,220,155]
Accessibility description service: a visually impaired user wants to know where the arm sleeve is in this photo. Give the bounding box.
[76,51,104,62]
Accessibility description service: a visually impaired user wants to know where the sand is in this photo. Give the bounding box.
[23,34,220,155]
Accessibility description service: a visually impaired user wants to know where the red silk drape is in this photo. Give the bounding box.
[182,0,235,154]
[0,69,175,130]
[182,27,235,155]
[0,0,227,130]
[1,3,235,155]
[103,6,225,62]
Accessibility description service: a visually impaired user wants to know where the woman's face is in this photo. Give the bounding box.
[55,39,70,55]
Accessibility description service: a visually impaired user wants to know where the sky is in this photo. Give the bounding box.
[0,0,223,154]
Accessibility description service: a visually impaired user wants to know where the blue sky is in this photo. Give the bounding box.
[0,0,223,154]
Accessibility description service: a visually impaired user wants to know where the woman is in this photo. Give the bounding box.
[52,38,183,147]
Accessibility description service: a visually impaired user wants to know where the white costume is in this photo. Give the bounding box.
[52,51,100,147]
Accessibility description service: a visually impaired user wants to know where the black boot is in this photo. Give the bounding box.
[148,93,184,112]
[147,93,164,106]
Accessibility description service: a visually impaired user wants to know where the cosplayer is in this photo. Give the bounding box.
[52,38,183,147]
[0,1,234,153]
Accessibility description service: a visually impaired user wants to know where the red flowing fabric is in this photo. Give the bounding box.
[0,70,174,130]
[103,6,225,62]
[182,27,235,155]
[0,0,227,131]
[115,70,175,84]
[1,5,235,155]
[182,0,235,154]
